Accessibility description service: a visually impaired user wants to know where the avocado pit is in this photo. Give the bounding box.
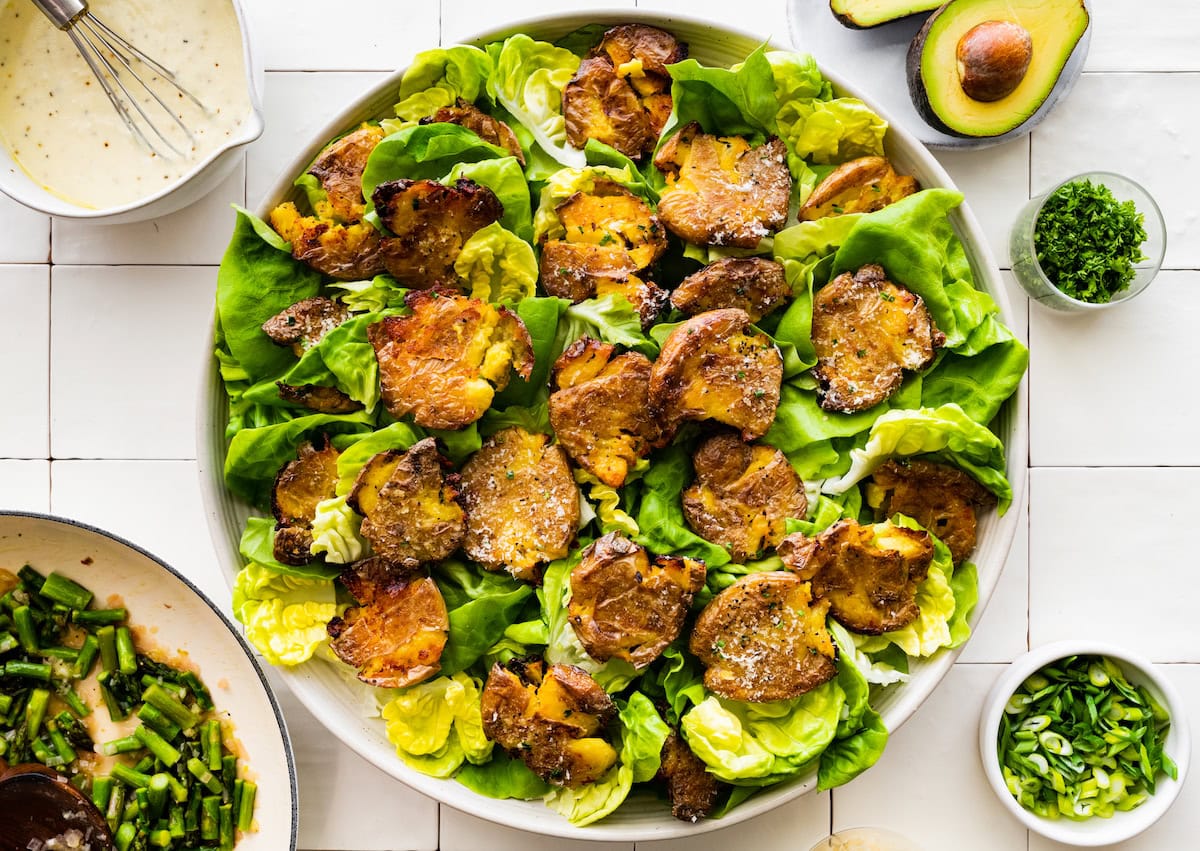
[956,20,1033,103]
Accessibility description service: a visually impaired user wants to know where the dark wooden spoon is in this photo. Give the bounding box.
[0,760,114,850]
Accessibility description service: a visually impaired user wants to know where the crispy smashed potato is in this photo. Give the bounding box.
[670,257,792,323]
[866,459,995,565]
[690,571,836,702]
[540,241,638,303]
[481,659,617,787]
[568,532,706,668]
[327,559,449,688]
[799,156,918,221]
[649,308,783,441]
[347,438,465,568]
[682,433,808,563]
[460,427,579,582]
[269,201,386,281]
[555,183,668,269]
[276,382,363,414]
[548,339,660,487]
[811,264,945,413]
[597,274,670,329]
[261,296,351,357]
[306,124,386,222]
[271,436,340,566]
[371,177,503,289]
[562,24,685,159]
[368,290,534,430]
[779,519,934,635]
[424,98,524,165]
[654,122,791,248]
[660,730,723,822]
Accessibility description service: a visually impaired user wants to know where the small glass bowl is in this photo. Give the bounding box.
[1010,171,1166,313]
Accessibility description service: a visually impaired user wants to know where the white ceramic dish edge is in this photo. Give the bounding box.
[0,0,265,223]
[196,8,1028,841]
[978,640,1190,846]
[0,511,299,850]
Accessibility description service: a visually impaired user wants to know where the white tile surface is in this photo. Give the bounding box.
[639,792,830,851]
[49,460,228,609]
[832,665,1027,851]
[936,138,1030,268]
[247,72,389,209]
[441,0,636,44]
[50,265,215,460]
[0,460,50,512]
[960,491,1029,664]
[1030,73,1200,270]
[1027,665,1199,851]
[1030,272,1200,466]
[440,807,631,851]
[0,265,49,459]
[51,161,247,266]
[245,0,438,71]
[269,669,441,851]
[1086,0,1200,72]
[1030,468,1200,662]
[0,192,50,264]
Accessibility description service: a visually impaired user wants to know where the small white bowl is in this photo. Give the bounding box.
[0,0,264,224]
[979,641,1190,846]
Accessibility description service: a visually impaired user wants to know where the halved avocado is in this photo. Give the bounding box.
[907,0,1090,138]
[830,0,943,29]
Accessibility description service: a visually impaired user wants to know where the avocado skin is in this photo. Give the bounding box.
[905,7,962,136]
[906,0,1091,139]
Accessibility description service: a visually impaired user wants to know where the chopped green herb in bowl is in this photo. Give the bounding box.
[1010,172,1166,312]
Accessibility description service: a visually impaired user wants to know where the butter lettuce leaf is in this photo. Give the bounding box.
[488,34,584,168]
[455,222,538,303]
[448,157,533,242]
[232,562,338,666]
[394,45,494,123]
[381,672,493,778]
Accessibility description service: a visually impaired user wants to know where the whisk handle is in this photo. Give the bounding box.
[29,0,87,30]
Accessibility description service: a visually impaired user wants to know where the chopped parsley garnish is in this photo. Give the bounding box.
[1034,179,1148,304]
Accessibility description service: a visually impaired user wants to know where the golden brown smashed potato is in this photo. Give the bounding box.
[460,427,579,582]
[779,519,934,635]
[481,659,617,787]
[540,241,637,304]
[682,433,808,563]
[372,177,503,290]
[811,264,945,413]
[276,382,363,414]
[269,202,387,281]
[654,122,791,248]
[424,98,524,165]
[368,290,534,431]
[555,183,668,270]
[690,571,836,703]
[271,436,340,566]
[327,558,449,688]
[568,532,706,668]
[562,24,685,159]
[659,729,724,822]
[347,438,465,568]
[670,257,792,323]
[866,459,995,565]
[548,338,660,488]
[799,156,918,221]
[261,296,351,358]
[649,309,783,441]
[306,124,386,222]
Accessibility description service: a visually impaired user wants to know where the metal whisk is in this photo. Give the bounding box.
[30,0,207,158]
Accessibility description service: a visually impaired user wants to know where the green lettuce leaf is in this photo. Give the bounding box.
[328,276,409,313]
[381,672,493,777]
[447,157,534,241]
[232,562,338,665]
[216,207,322,383]
[633,445,732,568]
[488,34,584,168]
[662,44,779,143]
[777,96,887,167]
[435,560,534,676]
[492,297,568,410]
[817,706,887,791]
[362,123,510,202]
[680,681,844,784]
[454,222,538,303]
[560,294,657,358]
[238,517,338,579]
[456,751,550,800]
[309,495,368,564]
[394,45,494,123]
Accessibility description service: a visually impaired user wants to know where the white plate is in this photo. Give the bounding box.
[0,512,298,850]
[787,0,1092,149]
[197,8,1029,841]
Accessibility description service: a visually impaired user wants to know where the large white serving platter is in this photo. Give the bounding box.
[0,512,298,850]
[197,9,1028,841]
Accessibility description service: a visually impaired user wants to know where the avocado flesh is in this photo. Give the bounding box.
[830,0,942,28]
[910,0,1089,137]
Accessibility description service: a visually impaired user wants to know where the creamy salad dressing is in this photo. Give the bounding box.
[0,0,251,208]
